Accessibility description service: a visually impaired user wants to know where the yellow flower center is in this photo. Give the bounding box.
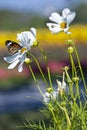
[20,47,27,53]
[60,22,67,29]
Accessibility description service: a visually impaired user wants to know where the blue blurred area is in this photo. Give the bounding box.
[0,85,43,113]
[0,0,87,15]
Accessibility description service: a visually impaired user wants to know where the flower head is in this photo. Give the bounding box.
[43,91,58,104]
[56,72,66,92]
[4,27,36,72]
[46,8,76,34]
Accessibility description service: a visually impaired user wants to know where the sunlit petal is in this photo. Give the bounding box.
[62,8,71,18]
[4,52,20,63]
[30,28,36,37]
[49,12,63,24]
[18,61,24,72]
[47,23,62,33]
[66,12,76,25]
[64,26,70,33]
[8,59,19,69]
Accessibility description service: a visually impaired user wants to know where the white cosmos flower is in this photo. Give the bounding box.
[46,8,76,34]
[17,27,36,49]
[56,72,66,92]
[43,91,58,104]
[4,27,36,72]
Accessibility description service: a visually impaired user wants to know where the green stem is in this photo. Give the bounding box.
[69,53,77,77]
[72,43,87,93]
[38,45,54,90]
[47,66,53,89]
[59,105,71,129]
[64,67,74,98]
[29,52,49,88]
[49,104,61,130]
[80,101,87,130]
[68,34,87,93]
[29,65,44,97]
[38,44,47,63]
[75,81,80,100]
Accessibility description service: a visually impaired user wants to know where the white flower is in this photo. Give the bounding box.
[43,91,58,104]
[4,28,36,72]
[17,27,36,49]
[56,72,66,92]
[43,92,51,103]
[46,8,76,34]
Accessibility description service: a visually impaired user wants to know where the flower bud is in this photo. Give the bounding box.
[64,66,69,71]
[65,39,73,45]
[25,58,32,64]
[72,77,79,82]
[47,88,53,93]
[67,46,74,54]
[60,101,66,107]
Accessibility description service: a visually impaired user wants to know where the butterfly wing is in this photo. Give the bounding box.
[5,40,22,54]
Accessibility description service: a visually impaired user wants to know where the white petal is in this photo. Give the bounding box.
[18,61,24,72]
[64,26,70,33]
[67,31,72,34]
[17,32,30,44]
[4,52,20,63]
[62,8,71,18]
[47,23,62,33]
[8,59,19,69]
[21,32,30,43]
[17,31,36,49]
[17,33,24,42]
[30,28,36,37]
[19,51,26,61]
[66,12,76,25]
[62,81,66,89]
[57,81,62,87]
[44,92,50,97]
[49,12,62,24]
[29,33,36,47]
[18,51,26,72]
[52,91,58,98]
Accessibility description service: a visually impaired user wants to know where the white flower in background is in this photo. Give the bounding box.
[46,8,76,34]
[56,72,66,92]
[43,92,51,104]
[4,28,36,72]
[43,91,58,104]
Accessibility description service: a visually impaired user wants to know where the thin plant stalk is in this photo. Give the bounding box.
[69,53,80,99]
[59,105,71,130]
[75,81,80,100]
[47,66,53,89]
[72,43,87,93]
[38,44,47,63]
[69,53,77,78]
[64,67,74,98]
[49,104,61,130]
[68,34,87,93]
[29,52,49,88]
[29,65,44,97]
[38,45,54,91]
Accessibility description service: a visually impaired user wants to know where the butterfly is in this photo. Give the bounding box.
[5,40,22,55]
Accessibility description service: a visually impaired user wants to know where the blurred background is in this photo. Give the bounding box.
[0,0,87,130]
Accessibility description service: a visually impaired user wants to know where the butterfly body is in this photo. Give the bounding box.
[5,40,22,55]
